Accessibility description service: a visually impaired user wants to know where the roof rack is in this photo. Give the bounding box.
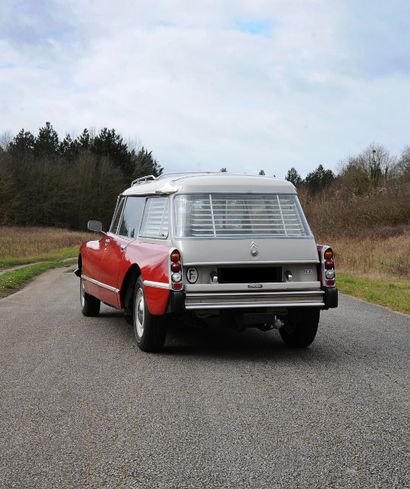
[131,175,157,186]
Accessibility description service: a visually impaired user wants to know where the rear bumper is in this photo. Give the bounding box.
[170,287,338,311]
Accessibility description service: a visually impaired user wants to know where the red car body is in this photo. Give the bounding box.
[80,234,171,315]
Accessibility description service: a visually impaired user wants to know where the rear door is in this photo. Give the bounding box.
[99,196,146,305]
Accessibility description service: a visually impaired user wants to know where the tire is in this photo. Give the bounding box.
[133,277,166,352]
[279,308,320,348]
[80,277,100,317]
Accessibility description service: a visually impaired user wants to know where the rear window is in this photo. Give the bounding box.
[174,193,311,238]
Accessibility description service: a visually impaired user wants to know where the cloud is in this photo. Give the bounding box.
[0,0,409,177]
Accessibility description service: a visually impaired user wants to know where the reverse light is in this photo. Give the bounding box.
[171,272,182,282]
[325,270,335,279]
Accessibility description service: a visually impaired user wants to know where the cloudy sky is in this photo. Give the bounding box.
[0,0,409,177]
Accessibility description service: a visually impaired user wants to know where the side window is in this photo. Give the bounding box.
[140,197,169,239]
[109,197,125,234]
[118,197,145,238]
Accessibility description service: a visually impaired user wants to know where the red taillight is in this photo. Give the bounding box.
[170,250,181,262]
[324,248,333,260]
[170,250,183,290]
[326,279,335,286]
[325,259,334,269]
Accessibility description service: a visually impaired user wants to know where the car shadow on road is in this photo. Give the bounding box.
[161,320,341,364]
[96,309,343,363]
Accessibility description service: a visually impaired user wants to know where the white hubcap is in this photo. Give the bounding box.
[135,288,145,338]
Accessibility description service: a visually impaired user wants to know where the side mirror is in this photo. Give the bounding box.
[87,220,103,233]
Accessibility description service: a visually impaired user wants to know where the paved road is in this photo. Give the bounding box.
[0,269,409,489]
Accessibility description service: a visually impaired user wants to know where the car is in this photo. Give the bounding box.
[75,173,338,351]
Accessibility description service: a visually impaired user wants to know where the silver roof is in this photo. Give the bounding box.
[122,173,296,196]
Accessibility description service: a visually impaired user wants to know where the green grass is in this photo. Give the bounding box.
[0,259,76,298]
[337,272,410,315]
[0,246,79,269]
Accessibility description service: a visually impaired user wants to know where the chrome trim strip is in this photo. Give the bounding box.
[185,302,324,310]
[81,274,120,293]
[184,259,319,266]
[143,280,170,290]
[186,290,324,298]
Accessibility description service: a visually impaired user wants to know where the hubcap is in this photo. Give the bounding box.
[135,288,145,338]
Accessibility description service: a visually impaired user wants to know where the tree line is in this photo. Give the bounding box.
[0,122,162,230]
[285,144,410,195]
[284,144,410,237]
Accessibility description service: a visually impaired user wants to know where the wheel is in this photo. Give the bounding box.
[133,277,166,352]
[80,277,100,317]
[279,308,320,348]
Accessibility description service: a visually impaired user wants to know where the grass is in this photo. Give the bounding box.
[0,259,76,298]
[0,226,89,298]
[0,226,92,269]
[321,228,410,279]
[319,229,410,315]
[337,272,410,315]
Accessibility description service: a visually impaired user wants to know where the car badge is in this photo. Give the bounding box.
[250,241,258,257]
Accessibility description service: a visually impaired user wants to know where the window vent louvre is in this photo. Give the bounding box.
[140,197,169,238]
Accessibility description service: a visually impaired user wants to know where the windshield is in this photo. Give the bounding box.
[174,193,311,238]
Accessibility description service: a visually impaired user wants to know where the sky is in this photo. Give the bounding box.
[0,0,409,177]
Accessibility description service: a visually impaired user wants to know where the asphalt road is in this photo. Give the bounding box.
[0,269,409,489]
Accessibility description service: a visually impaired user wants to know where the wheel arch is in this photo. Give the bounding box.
[120,264,142,311]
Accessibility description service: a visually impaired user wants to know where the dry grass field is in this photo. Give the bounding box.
[319,226,410,279]
[0,226,93,267]
[318,226,410,314]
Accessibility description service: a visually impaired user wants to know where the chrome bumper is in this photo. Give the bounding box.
[184,290,324,310]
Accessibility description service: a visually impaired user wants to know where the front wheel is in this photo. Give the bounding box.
[279,308,320,348]
[133,278,166,352]
[80,277,100,317]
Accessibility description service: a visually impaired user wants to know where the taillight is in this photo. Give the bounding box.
[170,250,183,290]
[170,250,181,262]
[324,248,333,260]
[318,244,336,288]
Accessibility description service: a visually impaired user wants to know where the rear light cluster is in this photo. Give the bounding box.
[319,245,336,288]
[170,249,183,290]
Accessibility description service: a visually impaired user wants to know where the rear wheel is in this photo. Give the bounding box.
[279,308,320,348]
[133,277,166,352]
[80,277,100,317]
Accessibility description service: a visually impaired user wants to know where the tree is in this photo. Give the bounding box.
[285,167,302,187]
[60,134,80,160]
[91,128,133,178]
[220,168,227,172]
[305,164,335,194]
[8,129,36,157]
[259,169,265,175]
[34,122,60,158]
[339,144,395,195]
[132,147,163,179]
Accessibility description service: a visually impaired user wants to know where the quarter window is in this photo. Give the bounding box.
[118,197,145,238]
[140,197,169,239]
